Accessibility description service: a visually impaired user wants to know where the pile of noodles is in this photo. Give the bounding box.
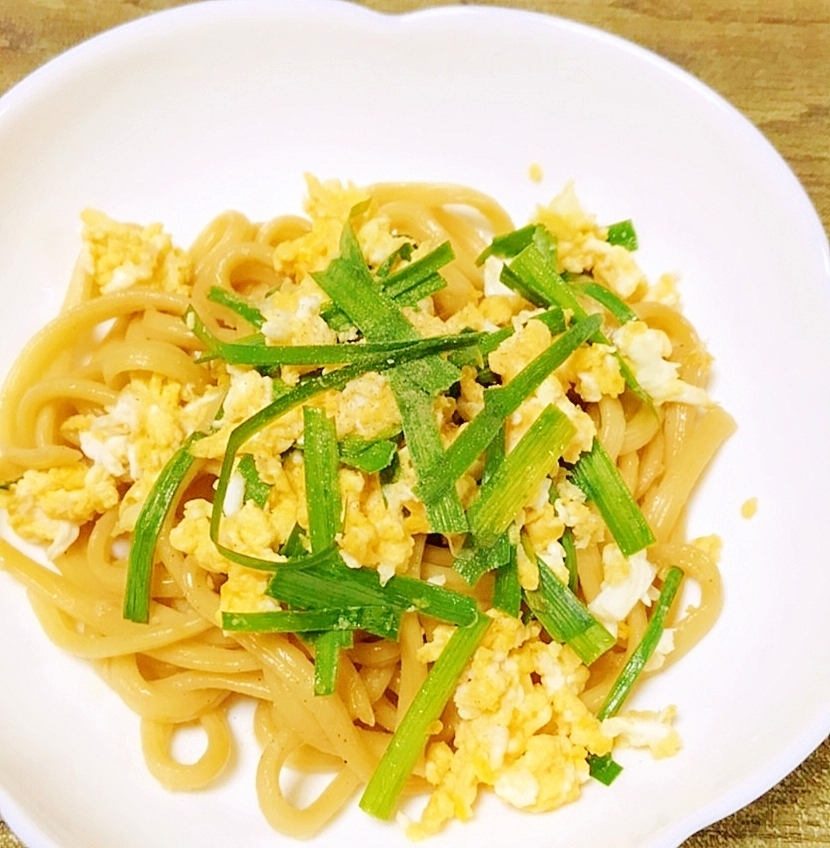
[0,181,734,838]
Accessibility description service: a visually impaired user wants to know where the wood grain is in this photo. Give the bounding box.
[0,2,827,847]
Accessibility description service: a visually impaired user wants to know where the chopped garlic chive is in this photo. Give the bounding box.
[419,314,600,505]
[206,285,265,328]
[125,432,205,623]
[312,223,469,533]
[236,453,271,509]
[598,566,684,720]
[570,439,655,557]
[280,523,308,558]
[606,219,638,251]
[455,534,512,586]
[338,433,398,474]
[312,629,355,695]
[523,540,615,666]
[448,306,565,370]
[497,228,651,405]
[267,556,480,629]
[562,528,579,593]
[323,240,449,327]
[589,753,624,785]
[492,543,521,618]
[208,332,485,567]
[375,241,414,279]
[359,610,491,820]
[381,241,453,300]
[577,280,638,325]
[220,606,399,639]
[468,405,575,552]
[313,224,460,396]
[189,306,487,368]
[303,408,341,553]
[475,223,538,266]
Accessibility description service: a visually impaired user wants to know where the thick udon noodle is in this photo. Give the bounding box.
[0,183,734,837]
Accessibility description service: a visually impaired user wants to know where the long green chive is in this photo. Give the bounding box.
[312,629,354,695]
[523,544,614,665]
[497,227,651,405]
[208,333,484,567]
[467,405,574,550]
[220,606,400,639]
[587,565,684,786]
[418,314,601,505]
[606,219,638,251]
[312,224,474,532]
[359,611,491,819]
[381,241,453,302]
[570,439,655,557]
[125,432,205,623]
[577,280,638,325]
[207,286,265,328]
[237,454,270,508]
[323,240,452,327]
[303,406,348,693]
[375,242,414,278]
[313,224,460,396]
[303,408,341,552]
[189,307,488,369]
[455,406,574,586]
[561,528,579,593]
[492,544,521,618]
[267,557,480,629]
[598,566,684,720]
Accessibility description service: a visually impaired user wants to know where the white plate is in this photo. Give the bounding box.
[1,2,828,847]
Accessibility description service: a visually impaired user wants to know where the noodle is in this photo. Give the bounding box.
[0,177,734,838]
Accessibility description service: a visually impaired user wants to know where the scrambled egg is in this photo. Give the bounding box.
[80,209,192,295]
[406,611,679,838]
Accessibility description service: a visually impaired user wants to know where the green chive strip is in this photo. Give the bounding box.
[492,544,521,618]
[237,453,271,508]
[598,566,684,720]
[561,528,579,594]
[313,224,460,396]
[570,439,656,557]
[475,224,538,266]
[606,219,638,251]
[577,281,638,325]
[312,223,469,533]
[418,314,600,505]
[375,242,414,279]
[267,557,480,629]
[467,405,575,552]
[303,408,341,552]
[303,406,347,694]
[220,606,400,639]
[207,286,265,328]
[589,754,624,785]
[359,611,491,819]
[208,332,485,568]
[339,434,398,474]
[189,307,488,368]
[125,432,205,623]
[312,629,354,695]
[523,543,615,666]
[448,306,565,370]
[498,227,651,405]
[382,241,453,294]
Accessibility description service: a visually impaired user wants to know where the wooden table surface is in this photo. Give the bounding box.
[0,1,827,847]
